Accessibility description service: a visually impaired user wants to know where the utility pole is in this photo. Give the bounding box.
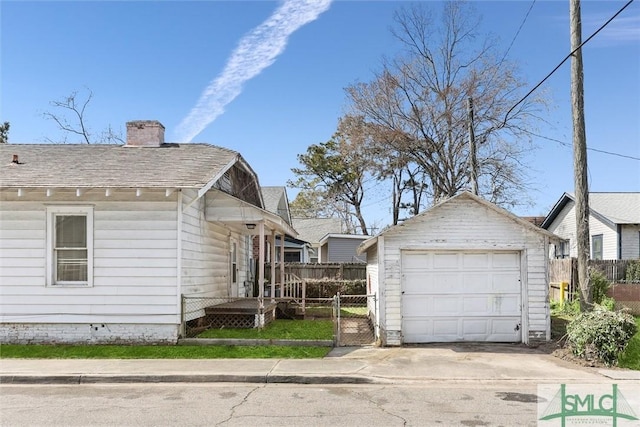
[468,97,478,195]
[570,0,592,311]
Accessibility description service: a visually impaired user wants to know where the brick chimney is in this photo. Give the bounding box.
[125,120,165,147]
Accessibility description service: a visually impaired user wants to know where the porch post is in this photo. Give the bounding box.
[258,222,265,322]
[280,233,285,297]
[270,229,276,301]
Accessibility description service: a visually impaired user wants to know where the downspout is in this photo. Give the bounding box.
[176,190,184,339]
[617,224,622,259]
[280,233,285,295]
[270,230,276,300]
[258,221,265,322]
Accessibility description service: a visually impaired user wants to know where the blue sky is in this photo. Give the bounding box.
[2,0,639,228]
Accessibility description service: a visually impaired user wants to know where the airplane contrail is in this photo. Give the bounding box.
[173,0,333,143]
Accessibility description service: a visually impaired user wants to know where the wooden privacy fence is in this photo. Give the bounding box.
[550,258,638,285]
[265,263,366,281]
[589,260,635,282]
[549,258,640,306]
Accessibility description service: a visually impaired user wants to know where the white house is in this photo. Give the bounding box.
[358,192,559,346]
[541,192,640,260]
[0,120,296,344]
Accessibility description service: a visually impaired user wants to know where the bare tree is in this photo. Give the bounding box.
[43,88,124,144]
[346,2,546,208]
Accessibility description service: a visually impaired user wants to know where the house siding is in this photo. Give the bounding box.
[546,201,618,259]
[370,197,550,345]
[182,189,230,298]
[589,216,617,259]
[0,190,180,344]
[621,225,640,259]
[327,238,367,263]
[182,189,250,322]
[365,243,381,343]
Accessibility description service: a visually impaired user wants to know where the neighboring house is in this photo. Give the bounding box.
[541,192,640,260]
[318,233,368,263]
[0,120,296,344]
[261,186,292,224]
[291,217,343,263]
[358,192,559,346]
[258,186,310,263]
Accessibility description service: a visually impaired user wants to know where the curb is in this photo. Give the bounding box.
[177,338,334,347]
[0,374,373,385]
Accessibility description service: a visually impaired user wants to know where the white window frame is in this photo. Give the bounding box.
[591,234,604,260]
[46,206,94,287]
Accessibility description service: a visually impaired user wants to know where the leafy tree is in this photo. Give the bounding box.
[345,2,546,208]
[43,88,123,144]
[288,179,333,218]
[290,117,372,235]
[0,122,9,144]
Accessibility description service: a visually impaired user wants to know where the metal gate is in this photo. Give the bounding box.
[334,293,377,346]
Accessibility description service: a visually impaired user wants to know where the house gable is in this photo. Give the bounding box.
[542,192,638,259]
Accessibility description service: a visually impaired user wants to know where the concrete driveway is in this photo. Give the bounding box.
[324,343,638,383]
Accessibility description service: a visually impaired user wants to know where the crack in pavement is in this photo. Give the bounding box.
[354,386,408,426]
[215,385,263,426]
[265,360,281,381]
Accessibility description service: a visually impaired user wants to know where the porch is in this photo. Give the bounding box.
[184,298,278,337]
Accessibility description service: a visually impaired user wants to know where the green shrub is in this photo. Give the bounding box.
[590,268,611,305]
[551,298,581,316]
[626,260,640,283]
[599,296,616,311]
[566,307,637,366]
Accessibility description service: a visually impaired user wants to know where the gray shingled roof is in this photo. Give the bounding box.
[262,186,285,214]
[542,192,640,228]
[291,217,343,244]
[261,186,291,224]
[588,193,640,224]
[0,144,240,188]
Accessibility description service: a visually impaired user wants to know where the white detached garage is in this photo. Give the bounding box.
[358,192,559,346]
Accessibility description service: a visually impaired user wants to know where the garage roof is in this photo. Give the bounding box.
[358,191,560,254]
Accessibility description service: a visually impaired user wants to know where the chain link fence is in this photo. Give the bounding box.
[182,296,277,338]
[334,293,377,346]
[181,293,377,345]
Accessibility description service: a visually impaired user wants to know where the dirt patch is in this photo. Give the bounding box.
[534,315,620,369]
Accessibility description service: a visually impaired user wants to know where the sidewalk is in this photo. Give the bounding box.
[2,344,638,385]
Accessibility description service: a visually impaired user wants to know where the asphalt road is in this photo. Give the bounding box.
[0,382,543,427]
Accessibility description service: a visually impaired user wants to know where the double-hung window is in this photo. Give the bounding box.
[591,234,603,260]
[47,206,93,286]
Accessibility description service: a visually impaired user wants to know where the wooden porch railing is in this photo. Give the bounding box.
[272,273,307,313]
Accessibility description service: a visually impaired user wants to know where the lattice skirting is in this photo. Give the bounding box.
[185,308,277,337]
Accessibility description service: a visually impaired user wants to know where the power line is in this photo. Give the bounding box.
[525,130,640,160]
[497,0,536,70]
[503,0,636,126]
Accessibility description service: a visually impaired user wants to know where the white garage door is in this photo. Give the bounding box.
[401,250,522,343]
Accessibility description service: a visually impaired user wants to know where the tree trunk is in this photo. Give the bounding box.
[570,0,592,311]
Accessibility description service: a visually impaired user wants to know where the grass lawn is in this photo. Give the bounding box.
[0,344,331,359]
[197,319,334,340]
[0,319,335,359]
[618,317,640,370]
